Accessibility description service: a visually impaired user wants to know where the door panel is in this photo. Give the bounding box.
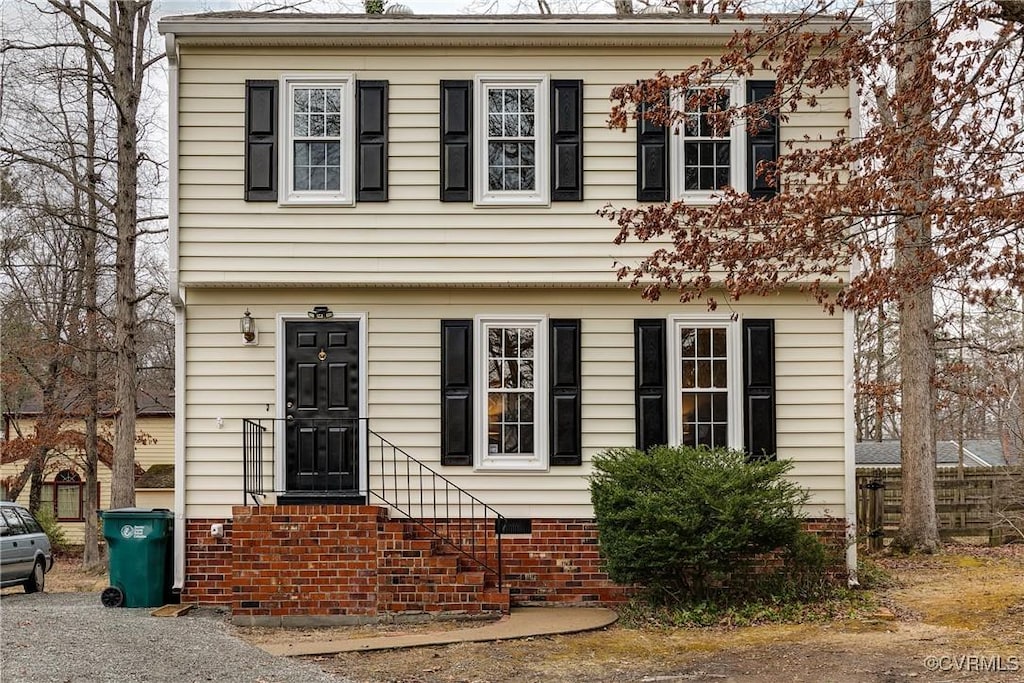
[285,320,360,493]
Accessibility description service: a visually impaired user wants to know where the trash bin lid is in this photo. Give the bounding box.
[100,507,174,518]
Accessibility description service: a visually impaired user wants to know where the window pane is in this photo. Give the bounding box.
[503,425,519,452]
[519,425,534,453]
[57,484,79,519]
[697,360,711,387]
[505,168,520,191]
[488,89,502,112]
[294,165,309,191]
[502,361,519,388]
[293,114,308,136]
[40,485,54,509]
[520,143,535,167]
[681,360,695,388]
[488,114,503,137]
[696,394,712,422]
[503,393,518,421]
[519,394,534,422]
[309,167,326,190]
[294,88,309,110]
[325,114,341,137]
[522,167,536,191]
[325,167,340,192]
[712,328,726,356]
[713,360,728,388]
[325,88,341,112]
[488,168,502,191]
[521,89,534,112]
[696,328,711,356]
[713,392,728,421]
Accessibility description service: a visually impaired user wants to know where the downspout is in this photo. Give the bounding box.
[166,31,187,593]
[844,76,862,587]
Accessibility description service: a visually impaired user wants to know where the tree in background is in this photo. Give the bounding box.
[604,1,1024,551]
[1,0,170,565]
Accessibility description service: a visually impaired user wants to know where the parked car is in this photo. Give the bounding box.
[0,501,54,593]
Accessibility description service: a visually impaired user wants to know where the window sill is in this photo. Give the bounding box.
[475,458,549,472]
[278,196,355,208]
[473,194,550,208]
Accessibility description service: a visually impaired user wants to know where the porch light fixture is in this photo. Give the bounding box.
[308,305,334,319]
[240,309,258,345]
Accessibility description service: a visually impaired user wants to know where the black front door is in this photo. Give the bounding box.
[284,320,360,494]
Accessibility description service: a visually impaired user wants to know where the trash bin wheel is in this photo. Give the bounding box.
[101,586,125,608]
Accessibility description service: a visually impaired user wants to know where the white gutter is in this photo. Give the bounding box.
[157,14,870,47]
[844,77,862,587]
[166,30,187,593]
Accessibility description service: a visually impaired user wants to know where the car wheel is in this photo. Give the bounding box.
[24,560,45,594]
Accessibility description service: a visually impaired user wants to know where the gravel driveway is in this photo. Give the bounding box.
[0,592,349,683]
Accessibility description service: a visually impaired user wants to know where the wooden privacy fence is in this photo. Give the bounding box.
[856,466,1024,551]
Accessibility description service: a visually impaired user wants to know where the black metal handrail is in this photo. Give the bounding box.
[242,419,267,505]
[240,417,505,588]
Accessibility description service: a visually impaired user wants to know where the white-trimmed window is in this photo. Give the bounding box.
[672,84,744,201]
[474,315,548,470]
[281,74,355,205]
[669,317,742,449]
[474,75,550,206]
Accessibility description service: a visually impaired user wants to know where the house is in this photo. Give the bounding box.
[0,393,175,543]
[159,12,861,625]
[855,439,1011,468]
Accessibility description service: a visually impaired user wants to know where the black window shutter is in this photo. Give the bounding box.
[441,320,473,465]
[550,80,583,202]
[636,97,669,202]
[356,80,389,202]
[742,319,776,459]
[245,80,277,201]
[549,319,582,465]
[634,319,668,451]
[746,80,779,200]
[440,80,472,202]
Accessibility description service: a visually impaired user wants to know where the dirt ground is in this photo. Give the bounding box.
[19,545,1024,682]
[268,545,1024,683]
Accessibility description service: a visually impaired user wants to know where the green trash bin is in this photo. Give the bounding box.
[100,508,174,608]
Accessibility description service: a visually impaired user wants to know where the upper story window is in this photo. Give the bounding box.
[474,75,550,206]
[281,74,355,205]
[673,84,742,202]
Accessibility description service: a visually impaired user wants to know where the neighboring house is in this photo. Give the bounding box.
[159,12,861,624]
[855,439,1011,469]
[0,394,175,543]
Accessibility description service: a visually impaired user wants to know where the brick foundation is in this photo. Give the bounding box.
[182,508,846,622]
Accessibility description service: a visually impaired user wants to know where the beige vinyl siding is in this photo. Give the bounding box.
[0,416,175,544]
[176,45,851,286]
[181,287,845,521]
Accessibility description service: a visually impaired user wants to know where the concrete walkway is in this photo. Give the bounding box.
[259,607,619,656]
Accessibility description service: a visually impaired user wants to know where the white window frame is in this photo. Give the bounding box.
[279,73,356,206]
[670,81,746,204]
[473,74,550,207]
[473,314,549,471]
[667,315,743,450]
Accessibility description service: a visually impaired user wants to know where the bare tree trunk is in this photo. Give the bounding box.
[874,304,885,441]
[107,3,147,509]
[82,17,102,566]
[891,0,940,553]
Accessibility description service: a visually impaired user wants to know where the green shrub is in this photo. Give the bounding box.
[34,507,70,554]
[590,445,812,601]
